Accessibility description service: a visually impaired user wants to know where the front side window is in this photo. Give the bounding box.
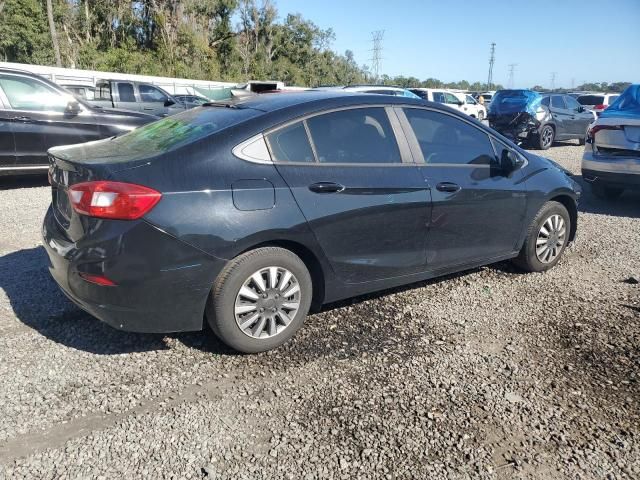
[96,83,111,101]
[466,95,476,105]
[266,122,314,163]
[0,75,69,112]
[404,108,495,165]
[306,108,401,164]
[551,96,566,109]
[541,96,550,107]
[564,96,581,110]
[139,84,169,103]
[432,92,446,103]
[444,92,460,104]
[117,83,136,102]
[607,95,619,105]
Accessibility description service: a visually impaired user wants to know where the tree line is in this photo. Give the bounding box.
[0,1,631,93]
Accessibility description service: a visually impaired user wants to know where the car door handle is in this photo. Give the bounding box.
[436,182,461,193]
[13,116,32,122]
[143,107,155,111]
[308,182,345,194]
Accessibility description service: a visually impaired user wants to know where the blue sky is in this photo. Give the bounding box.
[275,0,640,88]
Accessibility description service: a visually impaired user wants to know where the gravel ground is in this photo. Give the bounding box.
[0,142,638,479]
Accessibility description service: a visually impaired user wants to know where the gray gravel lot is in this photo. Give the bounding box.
[0,142,638,479]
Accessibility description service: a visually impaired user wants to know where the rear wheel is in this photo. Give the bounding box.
[591,183,624,200]
[513,201,570,272]
[206,247,312,353]
[537,125,555,150]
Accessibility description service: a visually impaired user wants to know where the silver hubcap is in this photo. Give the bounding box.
[542,127,553,147]
[536,214,566,263]
[234,266,301,339]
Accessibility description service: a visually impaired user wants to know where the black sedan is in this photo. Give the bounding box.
[0,68,156,176]
[43,92,581,353]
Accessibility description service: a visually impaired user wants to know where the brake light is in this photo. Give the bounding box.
[78,272,116,286]
[593,104,607,110]
[67,181,162,220]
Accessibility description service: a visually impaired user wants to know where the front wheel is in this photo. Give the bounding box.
[537,125,555,150]
[206,247,312,353]
[513,201,571,272]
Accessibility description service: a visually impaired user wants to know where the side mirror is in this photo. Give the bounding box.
[65,100,81,115]
[457,100,464,106]
[164,98,175,107]
[577,105,585,112]
[500,149,524,174]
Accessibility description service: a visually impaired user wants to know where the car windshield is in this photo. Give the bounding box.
[488,90,541,115]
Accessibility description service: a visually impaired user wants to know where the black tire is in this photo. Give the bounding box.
[206,247,312,353]
[537,125,555,150]
[512,201,571,273]
[578,136,586,146]
[591,183,624,201]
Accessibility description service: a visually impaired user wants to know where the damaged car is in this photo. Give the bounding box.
[488,90,593,150]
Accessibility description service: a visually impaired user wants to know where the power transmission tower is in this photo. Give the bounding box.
[571,77,575,89]
[507,63,517,88]
[550,72,557,91]
[487,42,496,90]
[370,30,384,84]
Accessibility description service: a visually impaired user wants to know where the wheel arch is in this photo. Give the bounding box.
[549,194,578,242]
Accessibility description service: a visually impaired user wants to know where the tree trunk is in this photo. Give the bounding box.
[46,0,62,67]
[84,0,90,42]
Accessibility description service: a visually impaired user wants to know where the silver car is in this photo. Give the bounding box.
[581,87,640,199]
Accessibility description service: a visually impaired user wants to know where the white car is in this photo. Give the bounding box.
[577,93,621,117]
[409,88,486,120]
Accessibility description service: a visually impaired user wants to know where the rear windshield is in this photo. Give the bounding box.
[488,90,541,114]
[577,95,604,106]
[53,106,261,164]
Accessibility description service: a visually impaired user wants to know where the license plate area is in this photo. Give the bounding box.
[53,187,72,228]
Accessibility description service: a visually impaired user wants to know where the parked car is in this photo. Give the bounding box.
[577,93,620,116]
[0,68,157,175]
[488,90,593,149]
[61,84,96,100]
[475,91,496,106]
[582,84,640,199]
[410,89,486,120]
[336,85,421,98]
[44,91,580,353]
[174,94,209,108]
[91,79,186,117]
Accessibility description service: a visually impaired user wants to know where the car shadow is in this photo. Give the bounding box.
[0,246,236,356]
[572,175,640,219]
[0,175,49,191]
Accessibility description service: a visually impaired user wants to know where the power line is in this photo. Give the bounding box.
[550,72,557,91]
[487,42,496,90]
[369,30,384,84]
[507,63,517,88]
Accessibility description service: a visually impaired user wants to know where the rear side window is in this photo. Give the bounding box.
[117,83,135,102]
[564,96,581,110]
[433,92,446,103]
[404,108,495,165]
[577,95,604,106]
[541,96,550,107]
[551,96,566,109]
[444,93,459,104]
[266,122,314,163]
[306,108,401,164]
[607,95,619,105]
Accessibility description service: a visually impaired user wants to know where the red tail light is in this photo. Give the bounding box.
[593,104,607,110]
[79,272,116,286]
[67,181,162,220]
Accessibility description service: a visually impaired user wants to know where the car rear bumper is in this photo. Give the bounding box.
[582,168,640,190]
[42,206,226,333]
[582,149,640,189]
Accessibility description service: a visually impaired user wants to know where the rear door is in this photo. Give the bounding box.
[398,107,527,270]
[550,95,572,138]
[267,106,431,283]
[0,92,17,168]
[114,82,140,112]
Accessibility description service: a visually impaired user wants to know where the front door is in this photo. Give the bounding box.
[564,95,593,137]
[398,107,527,271]
[549,95,573,139]
[267,106,431,283]
[0,73,101,167]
